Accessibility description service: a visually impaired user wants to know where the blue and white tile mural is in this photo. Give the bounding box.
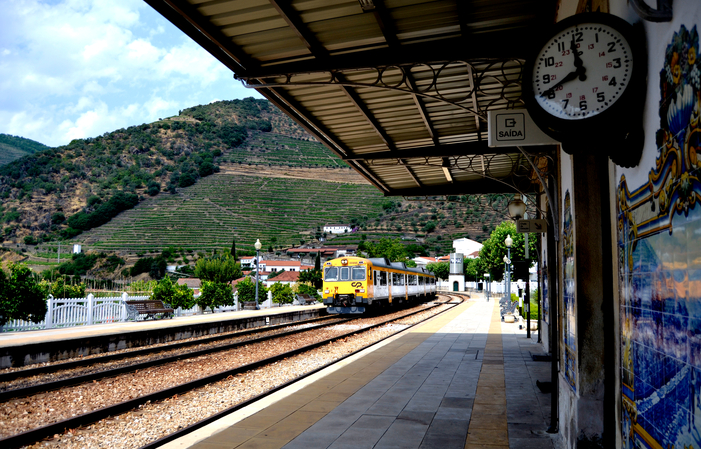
[563,191,577,392]
[618,25,701,448]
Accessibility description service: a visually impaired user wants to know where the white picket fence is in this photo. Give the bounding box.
[1,291,278,332]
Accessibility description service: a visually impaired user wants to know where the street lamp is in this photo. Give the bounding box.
[504,234,513,300]
[484,273,490,302]
[254,239,262,309]
[508,196,527,220]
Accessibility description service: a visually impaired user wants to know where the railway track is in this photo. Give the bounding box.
[0,315,348,397]
[0,295,463,448]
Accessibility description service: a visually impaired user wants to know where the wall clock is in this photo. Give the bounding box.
[523,12,646,166]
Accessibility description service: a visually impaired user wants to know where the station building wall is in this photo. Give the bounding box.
[614,1,701,447]
[553,1,701,447]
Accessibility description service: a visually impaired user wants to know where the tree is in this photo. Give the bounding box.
[299,268,323,289]
[0,263,47,326]
[479,221,537,281]
[362,238,411,262]
[236,277,267,303]
[269,282,294,304]
[314,253,321,270]
[151,276,195,310]
[195,254,241,283]
[196,280,233,312]
[464,257,483,281]
[230,239,237,261]
[296,283,320,300]
[426,262,449,280]
[40,276,86,298]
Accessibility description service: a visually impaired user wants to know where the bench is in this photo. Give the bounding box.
[242,301,258,310]
[296,294,318,305]
[125,300,174,320]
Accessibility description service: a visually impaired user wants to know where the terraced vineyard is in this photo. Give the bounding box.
[231,133,343,168]
[77,172,386,253]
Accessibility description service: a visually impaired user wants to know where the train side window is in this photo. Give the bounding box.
[379,271,387,286]
[325,267,339,281]
[409,275,417,285]
[418,276,424,285]
[340,267,350,281]
[351,266,366,281]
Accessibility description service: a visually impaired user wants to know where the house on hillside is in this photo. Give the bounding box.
[285,246,357,260]
[412,256,438,269]
[453,238,483,258]
[263,260,303,272]
[264,270,299,288]
[177,278,201,295]
[323,224,352,234]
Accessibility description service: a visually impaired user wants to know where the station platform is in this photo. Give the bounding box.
[165,294,556,449]
[0,304,324,368]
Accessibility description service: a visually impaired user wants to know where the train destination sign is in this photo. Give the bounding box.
[487,110,558,147]
[516,219,548,233]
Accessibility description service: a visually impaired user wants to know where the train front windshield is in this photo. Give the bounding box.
[324,266,366,281]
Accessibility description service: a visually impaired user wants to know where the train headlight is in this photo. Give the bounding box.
[324,289,330,294]
[355,288,365,293]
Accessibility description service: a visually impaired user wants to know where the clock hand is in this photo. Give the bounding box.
[541,66,586,97]
[570,36,587,81]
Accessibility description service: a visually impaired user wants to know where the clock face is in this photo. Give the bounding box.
[531,22,633,120]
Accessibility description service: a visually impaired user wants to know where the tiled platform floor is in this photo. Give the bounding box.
[181,295,556,449]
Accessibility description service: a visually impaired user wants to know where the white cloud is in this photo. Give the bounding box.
[0,0,262,147]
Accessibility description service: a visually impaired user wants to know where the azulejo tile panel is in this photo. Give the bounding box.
[618,25,701,449]
[563,190,576,392]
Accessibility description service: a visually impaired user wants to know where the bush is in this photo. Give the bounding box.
[197,281,234,312]
[270,282,294,304]
[151,277,195,310]
[0,263,47,326]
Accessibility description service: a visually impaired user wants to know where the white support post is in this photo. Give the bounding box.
[121,292,129,321]
[87,294,94,325]
[45,295,54,329]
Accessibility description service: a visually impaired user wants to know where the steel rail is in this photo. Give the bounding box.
[0,298,459,449]
[141,295,463,449]
[0,317,351,402]
[0,316,338,384]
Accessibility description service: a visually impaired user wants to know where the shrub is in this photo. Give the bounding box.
[0,263,48,326]
[151,276,195,310]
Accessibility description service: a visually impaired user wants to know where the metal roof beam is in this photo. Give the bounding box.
[144,0,256,74]
[251,84,391,193]
[268,0,328,57]
[385,179,531,196]
[343,142,521,161]
[241,32,531,79]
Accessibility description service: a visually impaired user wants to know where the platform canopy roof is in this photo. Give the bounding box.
[146,0,558,197]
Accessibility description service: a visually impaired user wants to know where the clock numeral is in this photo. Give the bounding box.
[579,100,588,111]
[562,99,569,108]
[574,31,583,43]
[543,74,551,84]
[599,51,606,57]
[608,77,617,86]
[595,33,599,43]
[608,42,616,52]
[588,44,595,50]
[557,41,566,52]
[544,57,555,67]
[613,58,622,68]
[547,90,556,99]
[597,92,605,103]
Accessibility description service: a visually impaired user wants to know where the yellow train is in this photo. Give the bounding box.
[322,257,437,314]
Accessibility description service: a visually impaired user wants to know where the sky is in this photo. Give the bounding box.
[0,0,263,148]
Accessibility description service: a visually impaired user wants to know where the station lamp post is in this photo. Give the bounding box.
[254,239,262,309]
[504,234,513,300]
[484,273,490,302]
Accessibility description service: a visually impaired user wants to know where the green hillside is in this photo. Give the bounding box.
[0,134,51,166]
[76,173,385,253]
